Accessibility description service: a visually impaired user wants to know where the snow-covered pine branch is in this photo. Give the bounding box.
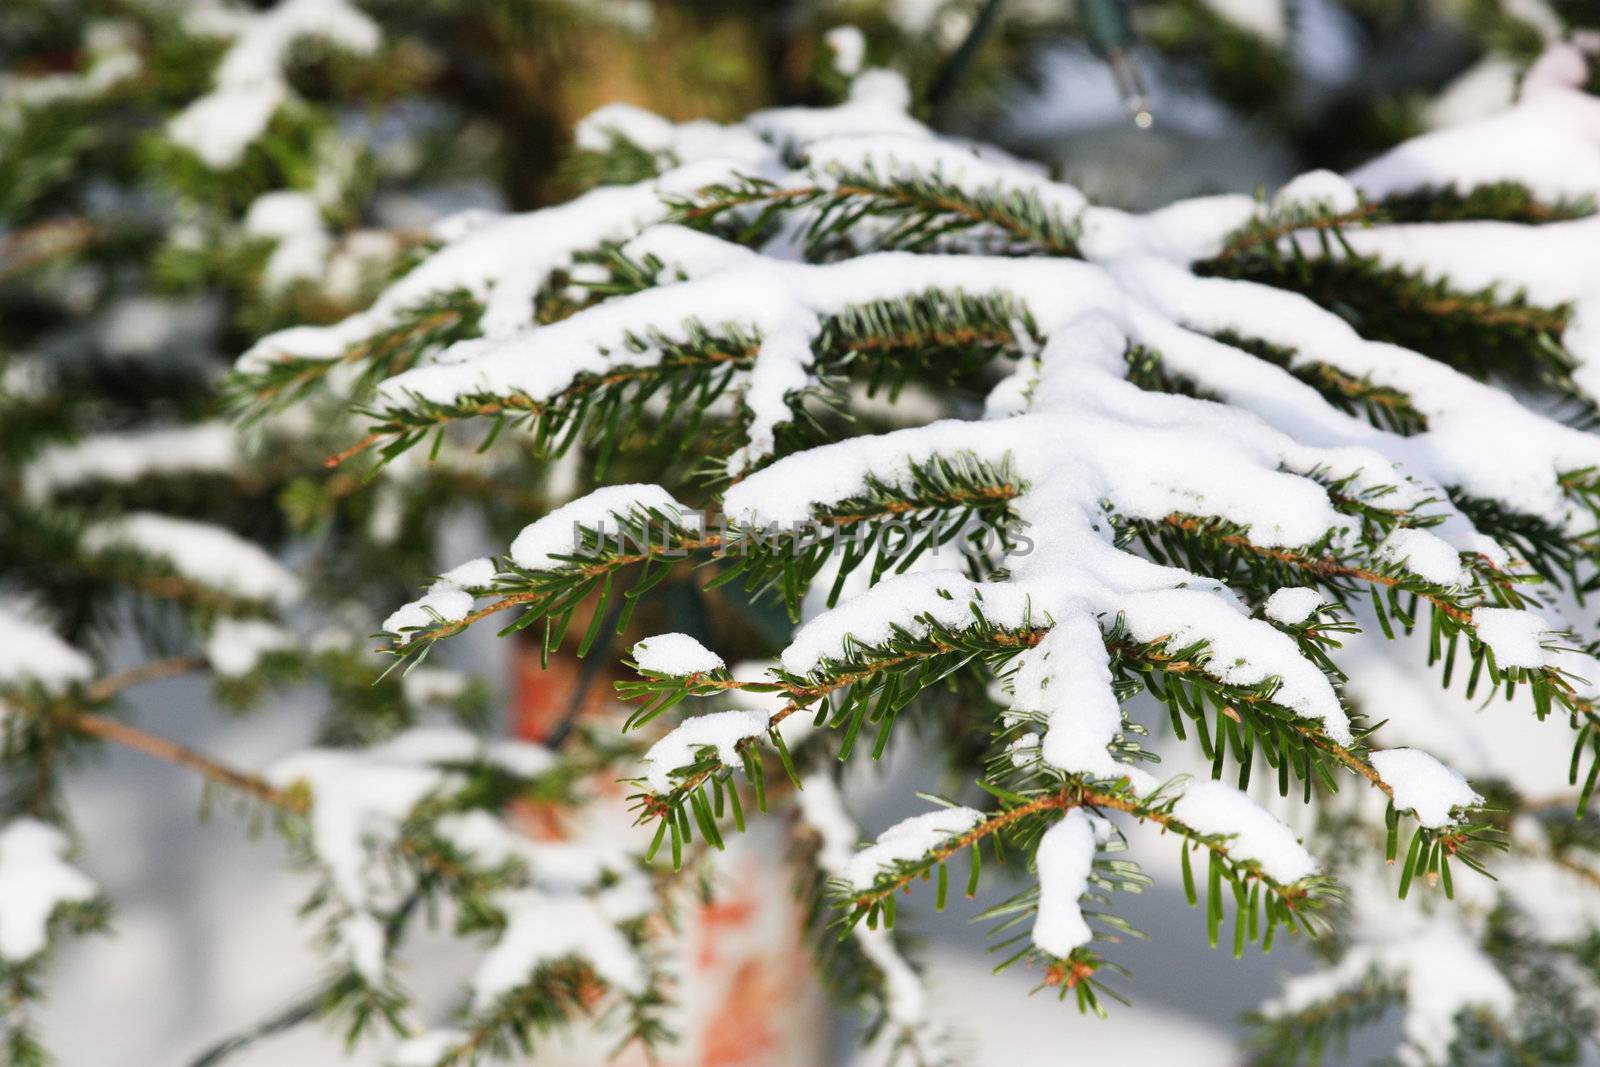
[9,2,1600,1063]
[297,38,1600,1064]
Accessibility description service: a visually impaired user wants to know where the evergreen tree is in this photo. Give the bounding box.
[6,2,1600,1066]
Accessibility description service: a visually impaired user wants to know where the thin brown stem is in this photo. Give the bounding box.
[87,655,209,703]
[66,711,306,812]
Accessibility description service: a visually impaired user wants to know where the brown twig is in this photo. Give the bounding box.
[86,654,209,703]
[66,711,306,812]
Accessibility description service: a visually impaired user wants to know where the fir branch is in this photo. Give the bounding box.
[623,608,1481,878]
[1207,329,1430,436]
[842,782,1332,932]
[381,461,1024,664]
[1376,183,1595,225]
[228,293,480,423]
[1245,967,1399,1067]
[1203,204,1375,271]
[1199,245,1580,397]
[671,170,1081,257]
[185,893,424,1067]
[330,288,1035,473]
[420,959,670,1067]
[342,332,755,470]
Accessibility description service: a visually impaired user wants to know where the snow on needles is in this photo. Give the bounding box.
[1349,87,1600,205]
[0,820,98,962]
[1031,810,1100,958]
[639,709,770,793]
[509,484,689,571]
[82,512,301,606]
[231,58,1600,1057]
[1170,780,1318,884]
[1371,748,1481,828]
[1470,607,1554,669]
[631,632,724,676]
[844,807,984,890]
[168,0,380,168]
[0,604,93,694]
[237,163,748,377]
[1263,587,1324,625]
[22,423,239,502]
[471,890,648,1009]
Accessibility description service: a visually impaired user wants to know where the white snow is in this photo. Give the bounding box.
[1031,809,1098,957]
[750,69,925,148]
[204,618,295,677]
[372,264,822,474]
[0,20,140,113]
[0,820,99,962]
[1170,780,1318,884]
[387,1029,469,1067]
[1121,590,1353,745]
[1118,260,1600,536]
[169,0,380,168]
[1202,0,1286,43]
[1370,748,1480,828]
[801,134,1087,236]
[481,740,556,779]
[266,731,460,978]
[1009,614,1157,791]
[244,190,331,290]
[1272,169,1360,216]
[470,890,648,1009]
[0,604,94,694]
[1426,58,1520,129]
[638,709,770,793]
[1263,587,1323,625]
[383,556,505,639]
[573,104,769,168]
[508,484,690,571]
[1376,528,1465,587]
[825,26,867,76]
[779,571,1014,676]
[237,168,737,379]
[1349,89,1600,204]
[82,512,301,606]
[23,423,238,501]
[574,102,676,153]
[1470,607,1552,670]
[631,632,724,676]
[844,807,984,890]
[436,556,496,590]
[381,585,473,636]
[399,666,467,707]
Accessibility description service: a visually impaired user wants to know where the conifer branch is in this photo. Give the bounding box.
[672,172,1080,257]
[230,296,478,422]
[1204,204,1375,268]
